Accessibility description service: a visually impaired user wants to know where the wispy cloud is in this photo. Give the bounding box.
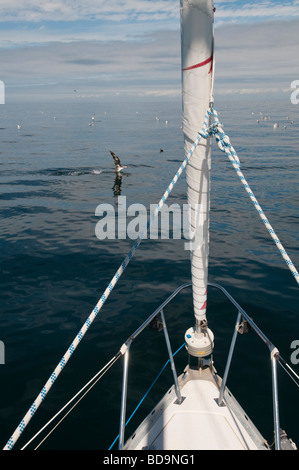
[0,0,179,23]
[0,2,179,49]
[214,0,299,25]
[1,1,298,28]
[1,1,299,47]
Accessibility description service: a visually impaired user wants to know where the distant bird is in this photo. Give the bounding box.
[273,123,279,129]
[17,124,21,130]
[110,151,128,172]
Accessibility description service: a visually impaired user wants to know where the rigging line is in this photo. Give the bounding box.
[33,359,114,451]
[108,342,186,450]
[211,107,299,285]
[4,111,211,451]
[21,353,121,450]
[278,356,299,388]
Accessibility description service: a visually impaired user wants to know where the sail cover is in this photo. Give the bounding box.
[181,0,214,328]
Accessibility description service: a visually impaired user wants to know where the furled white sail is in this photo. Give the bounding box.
[181,0,214,337]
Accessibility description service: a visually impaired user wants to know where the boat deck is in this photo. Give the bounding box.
[124,366,269,450]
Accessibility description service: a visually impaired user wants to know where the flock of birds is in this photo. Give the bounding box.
[15,109,295,175]
[15,110,168,174]
[97,109,296,174]
[253,111,295,130]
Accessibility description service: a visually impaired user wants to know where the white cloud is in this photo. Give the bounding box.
[0,1,179,49]
[0,0,179,23]
[1,1,298,48]
[0,3,298,99]
[0,1,298,26]
[214,1,299,25]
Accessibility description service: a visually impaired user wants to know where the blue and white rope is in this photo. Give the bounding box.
[3,111,211,450]
[108,342,186,450]
[209,107,299,284]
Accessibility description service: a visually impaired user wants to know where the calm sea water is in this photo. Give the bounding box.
[0,94,298,450]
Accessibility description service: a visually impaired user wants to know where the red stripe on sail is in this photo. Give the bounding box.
[182,55,213,72]
[200,289,208,310]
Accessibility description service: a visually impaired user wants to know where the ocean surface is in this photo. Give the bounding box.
[0,94,298,450]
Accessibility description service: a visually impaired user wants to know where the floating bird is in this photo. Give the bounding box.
[17,124,21,130]
[273,123,279,129]
[110,151,128,172]
[89,115,95,126]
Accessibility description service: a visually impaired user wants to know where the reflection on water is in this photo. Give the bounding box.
[112,173,123,196]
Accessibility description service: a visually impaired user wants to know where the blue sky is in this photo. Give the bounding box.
[0,0,299,100]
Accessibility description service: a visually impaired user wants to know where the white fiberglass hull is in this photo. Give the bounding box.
[124,366,269,451]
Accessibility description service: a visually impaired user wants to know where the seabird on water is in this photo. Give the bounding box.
[110,151,128,172]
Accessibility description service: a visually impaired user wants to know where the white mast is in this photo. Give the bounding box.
[181,0,215,358]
